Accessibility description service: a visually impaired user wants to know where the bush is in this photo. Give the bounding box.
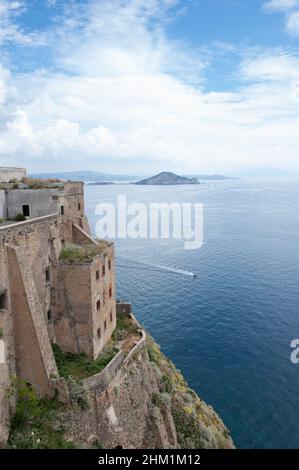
[12,213,26,222]
[66,376,89,410]
[151,392,163,407]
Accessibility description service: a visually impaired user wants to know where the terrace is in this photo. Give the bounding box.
[52,313,142,381]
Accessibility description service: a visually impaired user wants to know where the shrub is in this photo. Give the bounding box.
[151,392,163,407]
[66,376,89,410]
[12,213,26,222]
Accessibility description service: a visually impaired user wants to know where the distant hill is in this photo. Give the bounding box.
[135,172,199,185]
[31,170,238,183]
[30,170,140,183]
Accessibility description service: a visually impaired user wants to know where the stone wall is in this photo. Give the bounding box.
[7,245,58,397]
[60,243,116,358]
[0,178,117,447]
[4,183,87,228]
[6,189,60,219]
[91,245,116,358]
[0,168,26,183]
[0,191,6,218]
[81,339,177,449]
[60,261,93,356]
[116,302,132,317]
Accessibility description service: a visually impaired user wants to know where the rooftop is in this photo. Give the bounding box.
[59,242,112,262]
[0,177,65,191]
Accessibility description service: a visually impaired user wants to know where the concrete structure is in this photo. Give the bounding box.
[0,167,26,183]
[0,170,117,446]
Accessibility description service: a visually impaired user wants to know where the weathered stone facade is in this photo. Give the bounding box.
[0,175,116,446]
[0,167,26,183]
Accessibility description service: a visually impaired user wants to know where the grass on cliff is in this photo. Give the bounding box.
[52,343,118,380]
[146,337,232,449]
[6,379,75,449]
[112,315,139,340]
[59,242,110,262]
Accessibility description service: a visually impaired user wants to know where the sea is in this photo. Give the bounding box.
[84,179,299,449]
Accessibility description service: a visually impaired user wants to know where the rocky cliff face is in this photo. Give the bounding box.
[6,328,234,449]
[65,335,234,449]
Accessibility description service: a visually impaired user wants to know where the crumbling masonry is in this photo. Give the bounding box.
[0,168,116,446]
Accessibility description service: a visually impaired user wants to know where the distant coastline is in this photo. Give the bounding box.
[31,170,237,184]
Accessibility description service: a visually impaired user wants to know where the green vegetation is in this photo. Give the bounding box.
[11,213,27,222]
[20,177,63,189]
[52,343,118,380]
[0,327,3,339]
[6,379,75,449]
[59,242,110,262]
[151,392,163,407]
[112,315,139,341]
[146,336,232,449]
[0,217,5,225]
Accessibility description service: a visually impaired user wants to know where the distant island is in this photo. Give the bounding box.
[30,170,140,183]
[31,170,238,183]
[135,172,200,185]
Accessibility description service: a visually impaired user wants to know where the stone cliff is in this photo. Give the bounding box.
[7,326,234,449]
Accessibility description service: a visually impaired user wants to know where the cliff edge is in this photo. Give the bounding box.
[7,325,234,449]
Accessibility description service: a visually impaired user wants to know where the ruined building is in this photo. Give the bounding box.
[0,168,116,445]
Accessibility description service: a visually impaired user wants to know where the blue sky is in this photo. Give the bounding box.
[0,0,299,174]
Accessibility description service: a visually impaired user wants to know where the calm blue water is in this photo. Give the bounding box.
[85,179,299,449]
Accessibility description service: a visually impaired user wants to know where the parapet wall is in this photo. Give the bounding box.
[83,313,146,396]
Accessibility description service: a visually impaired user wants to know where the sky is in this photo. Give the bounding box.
[0,0,299,175]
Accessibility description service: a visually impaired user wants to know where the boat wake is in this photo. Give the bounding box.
[118,256,196,277]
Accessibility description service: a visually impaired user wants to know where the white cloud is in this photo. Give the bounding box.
[286,10,299,34]
[263,0,299,35]
[0,0,299,174]
[263,0,299,12]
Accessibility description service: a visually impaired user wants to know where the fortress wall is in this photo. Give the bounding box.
[6,189,60,219]
[0,191,6,218]
[72,223,97,246]
[0,168,26,183]
[60,262,93,356]
[0,216,63,392]
[60,182,86,222]
[7,246,58,397]
[91,245,116,359]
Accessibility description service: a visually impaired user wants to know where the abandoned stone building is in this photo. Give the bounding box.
[0,168,116,445]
